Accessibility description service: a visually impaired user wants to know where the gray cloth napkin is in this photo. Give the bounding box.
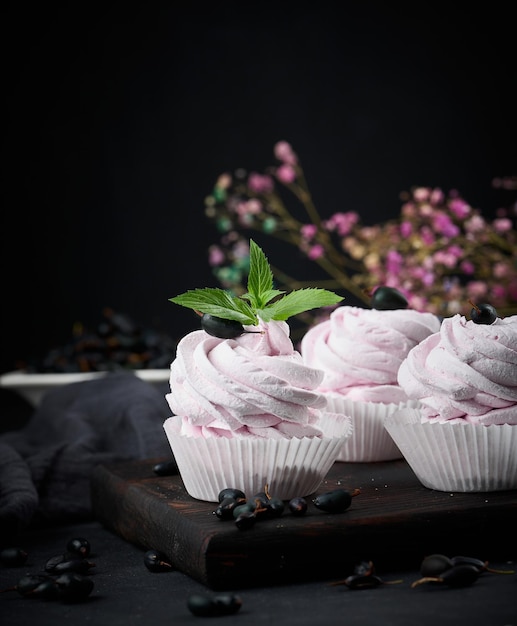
[0,373,172,538]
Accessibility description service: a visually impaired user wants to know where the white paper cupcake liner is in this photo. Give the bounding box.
[323,396,419,462]
[163,415,352,502]
[385,408,517,492]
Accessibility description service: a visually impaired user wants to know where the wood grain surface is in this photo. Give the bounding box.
[90,458,517,589]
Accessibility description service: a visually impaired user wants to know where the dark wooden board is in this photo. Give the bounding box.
[90,458,517,590]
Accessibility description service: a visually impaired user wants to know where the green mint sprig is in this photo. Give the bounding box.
[169,239,343,325]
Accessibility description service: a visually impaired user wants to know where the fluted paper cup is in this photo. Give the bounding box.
[163,414,352,502]
[322,395,420,462]
[385,408,517,492]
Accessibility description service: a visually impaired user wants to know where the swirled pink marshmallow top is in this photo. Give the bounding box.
[397,314,517,424]
[301,306,441,403]
[166,319,328,438]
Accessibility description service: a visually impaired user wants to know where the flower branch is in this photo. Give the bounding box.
[204,142,517,331]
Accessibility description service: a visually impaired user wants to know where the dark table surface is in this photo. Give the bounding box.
[1,520,516,625]
[1,390,516,625]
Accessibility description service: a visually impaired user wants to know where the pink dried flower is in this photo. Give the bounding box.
[358,226,380,240]
[363,253,381,271]
[248,172,274,194]
[419,203,434,217]
[325,212,360,236]
[508,280,517,300]
[400,221,412,237]
[414,187,430,202]
[386,250,403,273]
[449,198,471,218]
[274,141,298,165]
[467,281,488,298]
[237,199,262,216]
[432,212,460,238]
[465,215,486,233]
[430,188,445,205]
[407,294,428,312]
[493,262,510,278]
[433,250,458,268]
[232,240,250,259]
[216,173,232,189]
[208,245,225,266]
[409,266,435,286]
[307,244,325,260]
[492,284,507,300]
[419,226,435,246]
[460,260,475,274]
[401,202,417,217]
[493,217,513,233]
[447,245,464,258]
[276,164,297,184]
[493,176,517,191]
[301,224,318,240]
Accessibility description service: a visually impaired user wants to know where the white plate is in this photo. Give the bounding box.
[0,369,170,407]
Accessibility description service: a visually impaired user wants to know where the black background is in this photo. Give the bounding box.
[2,2,516,376]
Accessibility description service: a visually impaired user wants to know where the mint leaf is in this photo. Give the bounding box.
[169,240,344,327]
[246,239,274,309]
[169,288,257,325]
[258,289,343,322]
[242,288,285,307]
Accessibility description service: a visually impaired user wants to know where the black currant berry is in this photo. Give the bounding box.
[344,573,383,589]
[250,493,272,519]
[232,502,256,519]
[370,286,408,310]
[201,314,246,339]
[288,496,308,516]
[45,554,95,575]
[214,497,243,520]
[1,573,52,596]
[66,537,91,558]
[330,560,404,589]
[252,490,269,506]
[212,593,243,615]
[187,593,242,617]
[218,487,246,503]
[411,564,481,589]
[313,488,360,513]
[55,572,94,602]
[450,555,486,571]
[469,302,498,325]
[420,553,453,577]
[450,555,514,574]
[353,560,375,576]
[187,593,219,617]
[235,509,257,530]
[0,547,29,567]
[152,460,179,476]
[266,496,285,517]
[200,314,262,339]
[440,564,481,588]
[144,549,174,572]
[248,485,284,518]
[29,579,60,600]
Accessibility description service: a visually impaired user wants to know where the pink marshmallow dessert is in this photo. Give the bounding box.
[163,240,352,502]
[385,308,517,492]
[301,297,441,462]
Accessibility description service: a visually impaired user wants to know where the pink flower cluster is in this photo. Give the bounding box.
[338,185,517,315]
[204,142,517,326]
